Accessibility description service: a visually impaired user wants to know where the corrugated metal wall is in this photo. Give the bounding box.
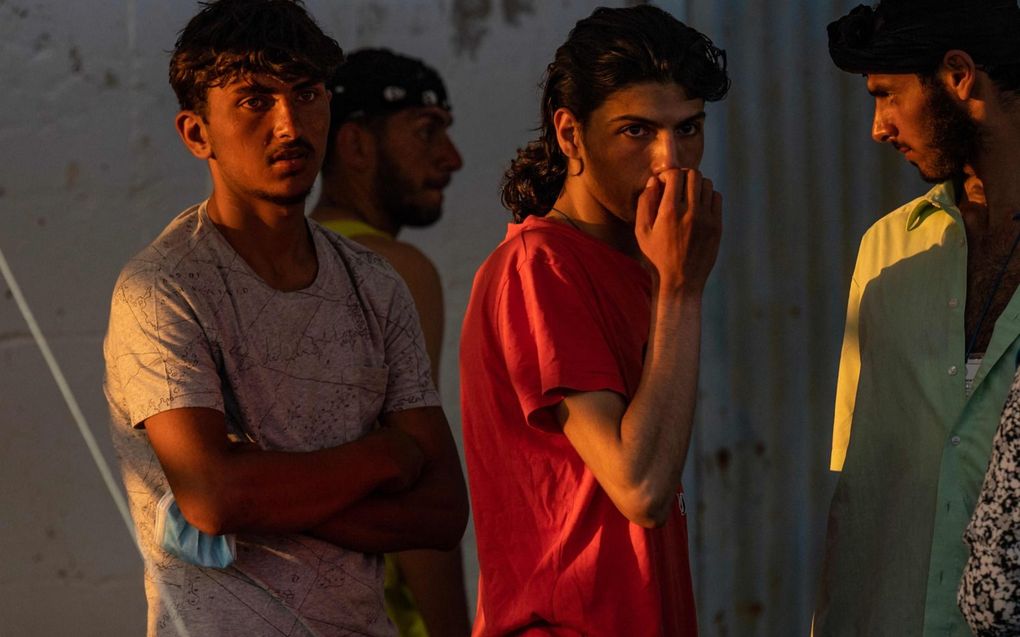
[679,1,926,634]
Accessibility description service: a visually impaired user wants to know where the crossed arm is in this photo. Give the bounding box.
[144,404,468,552]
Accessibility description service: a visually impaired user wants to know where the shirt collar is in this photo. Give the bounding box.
[906,180,962,231]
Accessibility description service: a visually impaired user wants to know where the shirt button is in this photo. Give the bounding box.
[948,298,959,308]
[951,435,961,446]
[959,239,966,247]
[948,365,958,376]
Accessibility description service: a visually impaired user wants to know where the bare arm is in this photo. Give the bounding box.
[309,405,469,552]
[556,169,721,528]
[355,236,445,381]
[144,406,425,536]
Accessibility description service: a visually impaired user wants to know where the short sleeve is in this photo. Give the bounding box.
[497,254,627,431]
[104,263,223,428]
[378,276,441,414]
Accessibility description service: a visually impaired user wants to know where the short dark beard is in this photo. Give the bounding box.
[920,79,984,183]
[373,147,442,229]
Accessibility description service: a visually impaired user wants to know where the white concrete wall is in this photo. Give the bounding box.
[1,1,926,635]
[0,1,654,633]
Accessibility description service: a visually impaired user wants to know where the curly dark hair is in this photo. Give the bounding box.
[169,0,344,113]
[501,5,730,222]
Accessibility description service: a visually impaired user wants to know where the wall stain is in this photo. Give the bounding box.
[715,447,731,472]
[452,0,538,57]
[501,0,534,25]
[103,70,119,89]
[0,186,6,197]
[32,32,50,52]
[356,2,388,40]
[69,46,82,74]
[37,217,46,227]
[65,162,80,190]
[452,0,491,58]
[736,600,764,620]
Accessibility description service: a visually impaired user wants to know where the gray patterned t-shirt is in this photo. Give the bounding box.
[103,202,440,636]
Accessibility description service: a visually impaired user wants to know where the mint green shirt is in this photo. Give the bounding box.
[815,181,1020,636]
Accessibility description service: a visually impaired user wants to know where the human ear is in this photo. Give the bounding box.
[941,49,977,100]
[553,107,583,160]
[337,121,377,172]
[175,110,212,160]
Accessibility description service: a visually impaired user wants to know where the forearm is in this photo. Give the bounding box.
[148,408,423,536]
[619,287,703,505]
[563,287,704,527]
[310,405,468,552]
[308,462,468,552]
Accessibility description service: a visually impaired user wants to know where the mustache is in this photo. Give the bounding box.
[267,140,314,163]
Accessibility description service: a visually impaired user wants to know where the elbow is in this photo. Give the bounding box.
[431,487,470,551]
[173,485,239,536]
[613,483,674,529]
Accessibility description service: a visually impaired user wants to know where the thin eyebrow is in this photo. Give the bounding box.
[232,79,321,96]
[609,112,706,127]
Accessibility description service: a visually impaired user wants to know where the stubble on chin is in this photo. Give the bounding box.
[253,187,313,207]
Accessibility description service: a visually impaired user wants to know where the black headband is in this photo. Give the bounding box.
[828,1,1020,75]
[329,48,450,124]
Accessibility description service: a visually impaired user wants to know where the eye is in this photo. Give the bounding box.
[241,95,272,111]
[620,124,649,138]
[677,120,703,137]
[416,122,440,142]
[296,88,320,103]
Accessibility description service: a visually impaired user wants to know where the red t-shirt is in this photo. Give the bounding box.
[460,216,698,636]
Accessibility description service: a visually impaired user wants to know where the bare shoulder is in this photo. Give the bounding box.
[353,235,441,296]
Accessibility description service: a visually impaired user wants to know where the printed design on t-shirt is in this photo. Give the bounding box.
[106,207,437,635]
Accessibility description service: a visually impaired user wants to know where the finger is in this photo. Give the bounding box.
[712,190,723,217]
[636,175,661,233]
[685,168,702,212]
[659,169,682,219]
[700,178,715,210]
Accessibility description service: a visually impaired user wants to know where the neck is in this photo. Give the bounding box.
[206,188,318,291]
[553,179,639,256]
[312,179,399,237]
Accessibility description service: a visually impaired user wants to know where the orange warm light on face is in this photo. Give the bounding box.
[576,82,706,224]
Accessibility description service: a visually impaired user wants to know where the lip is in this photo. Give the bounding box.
[269,149,311,173]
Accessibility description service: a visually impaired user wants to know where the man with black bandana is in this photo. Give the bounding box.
[817,0,1020,634]
[311,49,469,637]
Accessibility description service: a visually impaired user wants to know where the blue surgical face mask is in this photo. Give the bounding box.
[155,491,236,569]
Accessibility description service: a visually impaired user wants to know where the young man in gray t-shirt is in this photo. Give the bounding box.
[102,2,468,635]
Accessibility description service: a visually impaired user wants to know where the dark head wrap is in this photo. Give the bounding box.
[328,48,450,125]
[828,0,1020,74]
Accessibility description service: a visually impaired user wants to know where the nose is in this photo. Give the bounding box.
[651,133,682,175]
[436,132,463,172]
[273,98,303,140]
[871,105,895,143]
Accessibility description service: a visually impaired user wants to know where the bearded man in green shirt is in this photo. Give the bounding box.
[816,1,1020,634]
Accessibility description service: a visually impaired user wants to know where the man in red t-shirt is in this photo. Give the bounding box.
[459,6,730,636]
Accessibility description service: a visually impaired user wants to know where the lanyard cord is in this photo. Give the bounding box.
[964,214,1020,362]
[0,245,191,637]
